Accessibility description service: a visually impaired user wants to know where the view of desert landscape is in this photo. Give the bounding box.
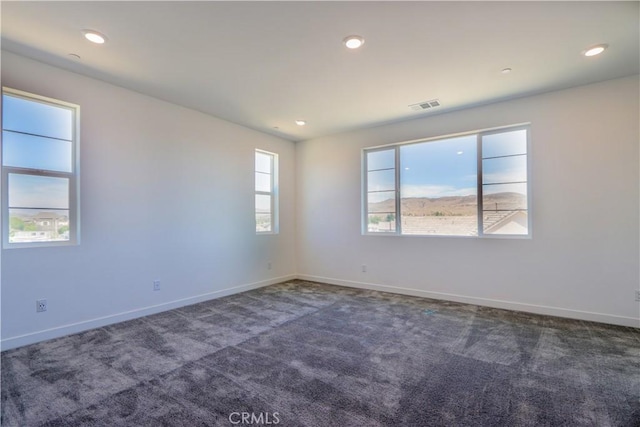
[368,192,528,235]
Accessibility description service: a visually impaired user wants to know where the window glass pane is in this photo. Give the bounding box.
[8,174,69,209]
[2,131,73,172]
[368,169,395,192]
[2,94,73,140]
[482,155,527,184]
[256,194,272,232]
[367,149,395,171]
[255,152,272,174]
[8,208,70,243]
[484,211,528,235]
[483,183,527,210]
[255,194,271,213]
[482,129,527,158]
[256,213,272,232]
[255,171,271,192]
[368,191,395,213]
[400,135,477,236]
[368,213,396,233]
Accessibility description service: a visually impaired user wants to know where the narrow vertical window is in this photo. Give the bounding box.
[2,88,80,247]
[255,149,278,234]
[365,148,397,233]
[480,128,529,235]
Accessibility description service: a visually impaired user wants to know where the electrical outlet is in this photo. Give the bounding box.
[267,262,272,270]
[153,280,161,291]
[635,290,640,302]
[361,265,367,273]
[36,299,47,313]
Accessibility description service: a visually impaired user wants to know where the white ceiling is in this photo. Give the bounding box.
[1,1,638,141]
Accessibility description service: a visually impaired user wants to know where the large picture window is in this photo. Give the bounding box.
[363,125,530,237]
[255,149,278,234]
[2,88,80,247]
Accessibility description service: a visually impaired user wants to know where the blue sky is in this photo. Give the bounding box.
[368,130,527,199]
[8,174,69,209]
[3,94,72,140]
[3,93,73,212]
[401,135,477,198]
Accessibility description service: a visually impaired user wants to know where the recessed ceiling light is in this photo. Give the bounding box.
[343,35,365,49]
[583,44,608,57]
[295,120,306,126]
[501,68,512,74]
[457,151,464,155]
[83,30,107,44]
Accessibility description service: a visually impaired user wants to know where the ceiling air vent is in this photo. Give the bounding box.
[409,99,441,111]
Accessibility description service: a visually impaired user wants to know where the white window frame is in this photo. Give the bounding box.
[1,87,80,248]
[255,149,279,234]
[362,124,531,238]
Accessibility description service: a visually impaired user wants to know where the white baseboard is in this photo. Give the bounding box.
[3,273,637,351]
[1,274,297,351]
[297,274,640,328]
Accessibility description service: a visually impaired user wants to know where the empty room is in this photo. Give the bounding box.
[1,1,639,426]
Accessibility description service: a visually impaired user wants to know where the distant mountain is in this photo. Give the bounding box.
[482,192,527,212]
[369,192,525,216]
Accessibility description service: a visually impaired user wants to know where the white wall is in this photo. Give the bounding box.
[1,52,297,349]
[296,75,640,327]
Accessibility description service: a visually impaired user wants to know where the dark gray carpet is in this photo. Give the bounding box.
[2,280,639,426]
